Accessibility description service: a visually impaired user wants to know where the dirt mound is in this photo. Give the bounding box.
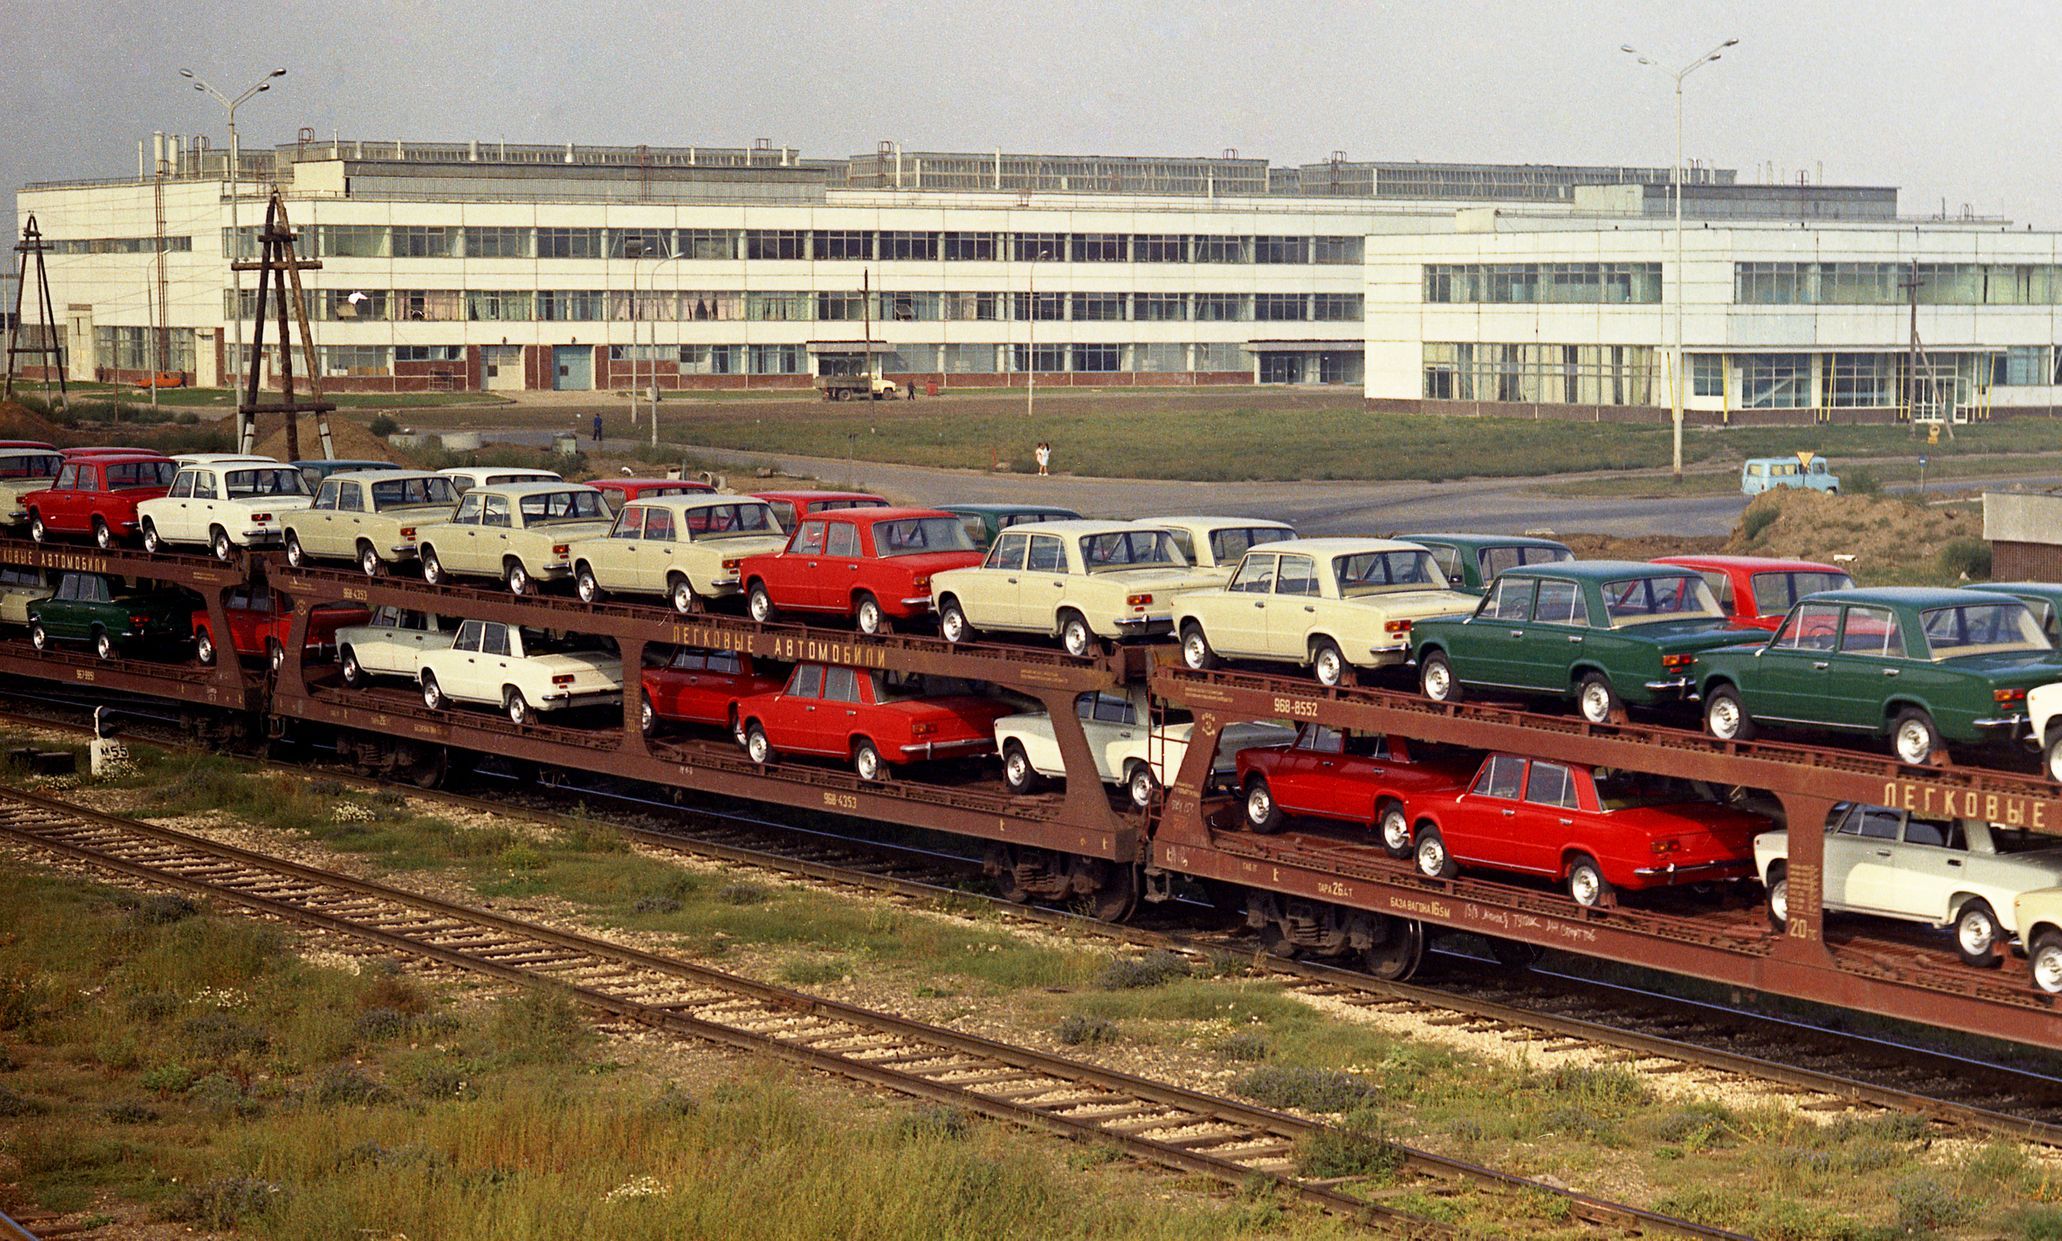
[1723,489,1983,585]
[1559,531,1725,562]
[0,400,73,445]
[252,415,397,465]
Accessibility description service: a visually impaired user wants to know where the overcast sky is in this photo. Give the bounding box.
[7,0,2058,224]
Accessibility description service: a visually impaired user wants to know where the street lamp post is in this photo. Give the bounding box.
[641,251,686,450]
[1621,38,1736,484]
[180,68,285,401]
[1026,247,1050,420]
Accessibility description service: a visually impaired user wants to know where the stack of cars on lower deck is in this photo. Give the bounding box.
[735,664,1016,782]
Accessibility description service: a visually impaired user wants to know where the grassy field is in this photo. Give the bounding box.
[14,382,504,411]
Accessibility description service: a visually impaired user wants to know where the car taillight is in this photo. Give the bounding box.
[552,543,570,558]
[249,512,270,523]
[1661,653,1695,670]
[1127,593,1153,607]
[1650,838,1681,854]
[911,720,937,737]
[130,614,150,628]
[1384,619,1412,635]
[1996,687,2028,706]
[723,558,742,571]
[398,526,416,540]
[552,674,575,686]
[912,575,931,592]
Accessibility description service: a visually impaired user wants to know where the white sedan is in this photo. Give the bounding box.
[138,460,314,559]
[417,619,623,725]
[336,606,457,688]
[993,685,1292,808]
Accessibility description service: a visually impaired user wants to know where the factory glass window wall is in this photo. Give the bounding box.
[1423,263,1663,304]
[1422,342,1656,404]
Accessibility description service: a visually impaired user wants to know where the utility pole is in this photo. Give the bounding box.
[181,67,285,401]
[3,215,68,412]
[233,194,334,460]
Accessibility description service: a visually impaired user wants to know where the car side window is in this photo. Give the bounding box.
[644,507,675,542]
[987,531,1029,571]
[1776,602,1841,652]
[959,515,988,544]
[1839,606,1905,658]
[1026,535,1065,574]
[481,496,511,528]
[192,471,215,498]
[53,575,75,601]
[706,651,742,674]
[1902,817,1959,849]
[610,507,643,539]
[87,576,111,603]
[1699,571,1733,609]
[1093,694,1136,725]
[169,471,195,499]
[1275,555,1319,597]
[1848,806,1903,840]
[1480,547,1521,579]
[1472,755,1526,799]
[1532,580,1589,627]
[825,522,860,557]
[1422,544,1463,584]
[791,521,828,556]
[76,468,101,493]
[452,494,483,526]
[822,667,861,702]
[1229,554,1277,594]
[453,620,482,652]
[1524,762,1579,809]
[480,624,510,657]
[54,464,77,489]
[312,481,338,511]
[1302,725,1343,754]
[787,665,824,698]
[337,483,363,513]
[1481,577,1535,622]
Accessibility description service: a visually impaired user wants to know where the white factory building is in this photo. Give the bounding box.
[11,138,2060,423]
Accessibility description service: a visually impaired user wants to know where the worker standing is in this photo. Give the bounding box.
[591,412,604,444]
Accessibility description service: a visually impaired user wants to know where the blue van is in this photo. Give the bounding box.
[1741,454,1839,496]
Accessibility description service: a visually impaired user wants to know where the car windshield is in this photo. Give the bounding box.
[1209,526,1291,563]
[1336,550,1443,596]
[1600,575,1722,626]
[685,502,779,538]
[370,476,457,507]
[1080,529,1180,571]
[1921,602,2049,658]
[873,671,981,701]
[1592,768,1704,811]
[518,490,606,523]
[107,460,175,489]
[0,454,60,479]
[224,467,310,498]
[1751,570,1855,615]
[874,517,977,557]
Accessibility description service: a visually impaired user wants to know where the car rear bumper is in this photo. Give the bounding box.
[1113,613,1173,637]
[896,596,935,610]
[238,529,283,546]
[1973,713,2027,733]
[1641,676,1695,697]
[898,737,995,759]
[387,545,420,560]
[539,688,622,711]
[1629,858,1754,884]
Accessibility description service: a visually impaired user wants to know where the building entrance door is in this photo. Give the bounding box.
[484,346,524,391]
[1259,352,1305,384]
[552,346,593,391]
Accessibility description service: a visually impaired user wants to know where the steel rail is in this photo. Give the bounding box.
[0,784,1743,1239]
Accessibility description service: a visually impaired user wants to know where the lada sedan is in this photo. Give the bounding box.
[1395,533,1573,595]
[639,647,782,736]
[1651,555,1854,632]
[1175,538,1474,685]
[1758,803,2062,965]
[2011,888,2062,992]
[735,664,1013,781]
[282,471,461,577]
[740,507,982,634]
[932,520,1220,656]
[1412,562,1741,724]
[1695,588,2062,766]
[192,586,368,670]
[25,453,176,547]
[1234,724,1476,849]
[416,482,613,594]
[940,503,1082,550]
[138,459,313,560]
[593,477,714,511]
[0,447,63,530]
[417,620,623,725]
[335,606,457,688]
[28,572,192,661]
[750,490,887,531]
[993,685,1294,808]
[570,495,787,612]
[1146,516,1295,583]
[437,465,562,495]
[1407,754,1766,907]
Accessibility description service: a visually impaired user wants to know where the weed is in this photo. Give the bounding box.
[1234,1065,1376,1114]
[139,1063,195,1094]
[649,1084,699,1117]
[100,1100,158,1124]
[488,990,589,1065]
[1295,1109,1402,1180]
[189,1072,260,1118]
[1742,499,1781,543]
[167,1175,283,1229]
[2004,1204,2062,1240]
[1844,466,1884,495]
[634,891,683,914]
[352,1006,411,1044]
[1892,1175,1964,1235]
[498,842,548,871]
[1213,1030,1270,1062]
[1097,950,1191,989]
[368,414,398,438]
[359,968,428,1015]
[123,988,182,1022]
[896,1104,971,1142]
[0,1084,45,1116]
[180,1010,269,1058]
[778,957,849,985]
[309,1064,389,1106]
[718,880,771,905]
[1936,536,1992,580]
[1055,1014,1118,1046]
[130,893,197,925]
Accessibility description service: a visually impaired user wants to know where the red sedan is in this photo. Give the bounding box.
[1404,754,1767,907]
[193,586,370,670]
[735,665,1012,781]
[750,489,888,531]
[639,646,782,736]
[1234,724,1476,851]
[738,506,982,634]
[1651,555,1853,632]
[26,453,176,547]
[595,477,714,510]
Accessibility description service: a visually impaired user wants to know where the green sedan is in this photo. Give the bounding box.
[1694,587,2062,766]
[28,572,194,662]
[1411,561,1743,723]
[1396,532,1572,595]
[1967,582,2062,646]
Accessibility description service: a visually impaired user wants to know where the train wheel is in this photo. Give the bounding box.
[1258,923,1300,960]
[1363,917,1425,981]
[1071,859,1138,922]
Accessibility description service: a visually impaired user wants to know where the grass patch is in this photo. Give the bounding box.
[1235,1066,1377,1114]
[1055,1014,1119,1046]
[1097,950,1192,989]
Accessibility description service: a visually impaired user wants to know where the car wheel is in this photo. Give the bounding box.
[939,598,972,645]
[853,738,884,782]
[420,549,445,586]
[141,522,162,555]
[421,673,445,711]
[1415,826,1457,879]
[1126,762,1158,810]
[1704,684,1755,742]
[266,639,285,673]
[284,532,306,568]
[1311,638,1346,688]
[669,577,697,616]
[746,583,776,623]
[27,513,45,543]
[1060,613,1094,659]
[1180,623,1218,671]
[854,593,887,636]
[1419,650,1460,703]
[1566,855,1611,909]
[745,722,773,765]
[28,621,46,651]
[2046,729,2062,784]
[1001,742,1039,794]
[505,688,530,726]
[340,648,363,687]
[195,629,216,665]
[359,544,382,578]
[1244,778,1284,833]
[2031,931,2062,995]
[212,528,233,563]
[575,567,601,604]
[1954,899,2002,967]
[639,695,655,736]
[92,519,112,550]
[92,629,113,661]
[505,561,530,596]
[1378,802,1411,858]
[1766,867,1788,933]
[1576,674,1620,725]
[1891,708,1941,766]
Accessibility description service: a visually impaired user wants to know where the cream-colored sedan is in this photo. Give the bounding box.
[415,482,612,595]
[993,685,1294,808]
[0,567,51,627]
[138,459,313,560]
[1146,516,1295,583]
[281,471,461,577]
[568,495,787,613]
[1174,538,1476,686]
[0,449,64,529]
[417,619,623,725]
[931,520,1220,656]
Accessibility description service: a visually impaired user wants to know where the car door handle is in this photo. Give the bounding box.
[1052,582,1063,589]
[1317,760,1336,768]
[1874,849,1892,857]
[1567,635,1583,643]
[1303,604,1316,613]
[1509,629,1524,637]
[1559,817,1574,825]
[844,709,857,716]
[1812,661,1829,669]
[1254,601,1266,609]
[1006,577,1018,584]
[1501,808,1515,817]
[1882,668,1899,677]
[1118,731,1133,739]
[1946,858,1962,867]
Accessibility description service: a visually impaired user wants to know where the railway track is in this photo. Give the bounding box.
[10,695,2062,1149]
[0,783,1738,1239]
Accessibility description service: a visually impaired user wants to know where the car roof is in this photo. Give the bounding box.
[1236,536,1432,557]
[465,480,599,498]
[941,502,1081,517]
[617,492,760,512]
[74,452,171,465]
[1793,586,2035,609]
[1745,455,1828,464]
[439,465,562,477]
[1654,554,1846,573]
[1971,581,2062,598]
[1505,559,1697,581]
[327,469,447,484]
[599,477,712,488]
[1397,532,1571,550]
[174,453,277,464]
[293,458,396,468]
[1147,515,1295,528]
[64,446,163,458]
[752,490,887,502]
[0,446,58,458]
[804,505,954,522]
[999,519,1166,537]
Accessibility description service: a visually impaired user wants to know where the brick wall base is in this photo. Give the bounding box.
[1366,397,2062,425]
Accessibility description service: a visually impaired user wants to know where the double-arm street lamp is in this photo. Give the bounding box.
[180,67,285,396]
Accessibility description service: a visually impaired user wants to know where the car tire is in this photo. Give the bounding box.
[744,722,773,765]
[1001,742,1039,794]
[420,549,445,586]
[26,513,44,543]
[29,621,47,651]
[1766,866,1789,933]
[195,629,216,665]
[421,673,445,711]
[1576,673,1621,725]
[2046,728,2062,785]
[1378,801,1411,858]
[1060,612,1094,659]
[1890,707,1941,766]
[939,598,973,645]
[1125,762,1157,810]
[1566,854,1611,909]
[211,528,233,563]
[1419,650,1461,703]
[359,544,382,579]
[92,628,113,662]
[669,576,697,616]
[141,521,162,555]
[1954,898,2002,967]
[284,532,306,568]
[575,566,602,604]
[1415,826,1457,879]
[340,648,363,688]
[92,519,112,551]
[854,593,888,636]
[505,688,530,726]
[1704,684,1755,742]
[639,695,655,736]
[505,561,530,597]
[1180,623,1219,671]
[1244,777,1284,833]
[1310,638,1347,688]
[746,582,776,623]
[853,738,885,782]
[2031,931,2062,995]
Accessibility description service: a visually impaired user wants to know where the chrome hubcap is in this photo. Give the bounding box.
[2049,741,2062,783]
[1248,787,1270,823]
[1316,652,1340,684]
[197,635,213,662]
[1771,880,1788,923]
[509,568,526,593]
[1571,868,1600,906]
[1184,635,1207,667]
[1959,912,1995,954]
[1418,839,1444,875]
[751,593,770,621]
[858,749,878,779]
[943,610,964,642]
[1897,721,1932,763]
[2035,947,2062,993]
[1382,811,1408,852]
[1131,771,1152,806]
[674,585,693,613]
[1581,684,1611,722]
[748,735,768,763]
[1424,663,1449,700]
[1710,699,1738,738]
[1066,624,1088,656]
[1006,753,1026,784]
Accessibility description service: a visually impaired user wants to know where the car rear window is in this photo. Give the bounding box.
[106,460,174,489]
[1751,570,1855,615]
[684,502,778,538]
[1921,602,2049,657]
[875,517,977,557]
[1078,529,1179,570]
[1209,526,1292,563]
[1593,769,1703,811]
[519,490,606,523]
[224,467,310,497]
[1336,550,1441,596]
[1600,575,1722,626]
[0,454,59,479]
[371,476,457,507]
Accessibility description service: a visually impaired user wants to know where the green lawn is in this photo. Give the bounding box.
[19,383,503,411]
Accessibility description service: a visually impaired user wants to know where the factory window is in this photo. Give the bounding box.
[1193,293,1248,322]
[940,343,1000,373]
[1133,235,1187,263]
[1071,293,1126,321]
[1133,293,1186,322]
[1013,232,1064,262]
[1740,353,1812,408]
[320,346,390,376]
[317,225,390,258]
[1072,344,1120,373]
[746,291,811,321]
[1254,236,1310,265]
[881,231,939,261]
[680,291,743,321]
[1827,353,1892,406]
[607,345,674,362]
[2001,347,2051,386]
[1012,292,1066,321]
[1423,262,1660,304]
[1691,354,1724,397]
[815,230,876,261]
[679,345,743,375]
[1194,342,1250,372]
[395,289,464,321]
[1191,235,1249,264]
[608,229,672,260]
[1071,234,1128,262]
[395,345,464,363]
[1422,342,1656,406]
[941,292,1002,320]
[942,232,998,261]
[536,228,603,259]
[1734,262,1811,305]
[1254,294,1307,322]
[93,326,192,372]
[748,344,805,374]
[389,226,456,258]
[536,290,604,321]
[744,230,807,260]
[1011,344,1067,373]
[1312,294,1362,321]
[1312,236,1362,265]
[462,227,531,259]
[883,345,939,373]
[1134,343,1187,372]
[816,291,868,321]
[877,291,940,322]
[324,290,388,322]
[465,290,533,322]
[679,229,740,260]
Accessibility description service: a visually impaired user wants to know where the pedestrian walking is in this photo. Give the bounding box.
[1034,441,1051,476]
[591,412,604,444]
